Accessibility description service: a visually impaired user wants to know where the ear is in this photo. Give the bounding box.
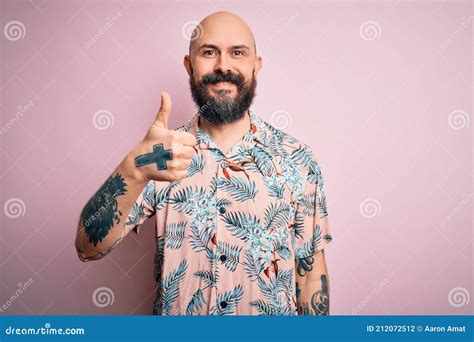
[183,55,193,77]
[253,55,262,76]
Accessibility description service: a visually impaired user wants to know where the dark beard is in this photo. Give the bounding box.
[189,70,257,126]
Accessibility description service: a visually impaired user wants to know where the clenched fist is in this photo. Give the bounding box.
[131,91,197,182]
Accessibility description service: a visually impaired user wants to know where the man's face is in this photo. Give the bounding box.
[185,21,262,125]
[189,62,257,126]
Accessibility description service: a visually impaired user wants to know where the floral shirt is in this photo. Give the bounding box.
[124,111,333,315]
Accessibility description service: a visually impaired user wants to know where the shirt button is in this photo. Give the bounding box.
[220,161,228,168]
[220,301,228,308]
[219,254,227,262]
[219,206,226,214]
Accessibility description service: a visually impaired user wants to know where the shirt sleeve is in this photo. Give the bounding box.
[123,179,156,235]
[294,156,333,259]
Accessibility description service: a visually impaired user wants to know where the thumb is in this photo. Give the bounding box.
[154,91,172,128]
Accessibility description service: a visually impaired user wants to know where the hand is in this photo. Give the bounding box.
[131,91,197,182]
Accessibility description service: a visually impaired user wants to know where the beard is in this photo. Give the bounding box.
[189,69,257,126]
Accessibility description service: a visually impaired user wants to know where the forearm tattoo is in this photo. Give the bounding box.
[296,254,314,276]
[135,143,173,170]
[297,274,330,315]
[81,173,127,246]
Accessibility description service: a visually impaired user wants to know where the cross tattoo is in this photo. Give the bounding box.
[135,143,173,170]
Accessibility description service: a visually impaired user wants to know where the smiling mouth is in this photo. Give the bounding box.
[210,81,235,89]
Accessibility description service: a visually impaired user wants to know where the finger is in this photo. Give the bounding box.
[180,159,192,171]
[175,169,188,180]
[175,131,197,146]
[178,146,196,159]
[171,158,191,172]
[153,91,172,128]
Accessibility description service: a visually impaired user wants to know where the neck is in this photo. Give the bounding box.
[199,110,251,154]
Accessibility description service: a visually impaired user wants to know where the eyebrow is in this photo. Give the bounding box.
[198,44,251,51]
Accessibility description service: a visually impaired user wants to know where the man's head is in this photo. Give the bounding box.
[184,11,262,126]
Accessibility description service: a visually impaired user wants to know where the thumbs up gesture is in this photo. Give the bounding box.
[131,92,197,183]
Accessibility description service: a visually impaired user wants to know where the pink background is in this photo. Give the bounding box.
[0,0,472,315]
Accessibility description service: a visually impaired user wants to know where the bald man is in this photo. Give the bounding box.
[75,11,333,316]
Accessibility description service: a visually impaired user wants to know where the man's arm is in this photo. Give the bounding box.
[74,153,150,261]
[295,249,330,315]
[74,92,196,261]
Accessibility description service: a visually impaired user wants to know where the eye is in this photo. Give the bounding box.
[203,49,217,56]
[233,50,244,56]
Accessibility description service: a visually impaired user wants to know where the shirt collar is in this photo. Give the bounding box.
[179,110,273,158]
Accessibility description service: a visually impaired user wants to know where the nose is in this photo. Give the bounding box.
[214,54,232,74]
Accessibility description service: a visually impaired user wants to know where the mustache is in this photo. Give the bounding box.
[199,71,244,87]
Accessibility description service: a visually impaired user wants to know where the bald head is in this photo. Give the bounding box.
[189,11,257,56]
[183,11,262,126]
